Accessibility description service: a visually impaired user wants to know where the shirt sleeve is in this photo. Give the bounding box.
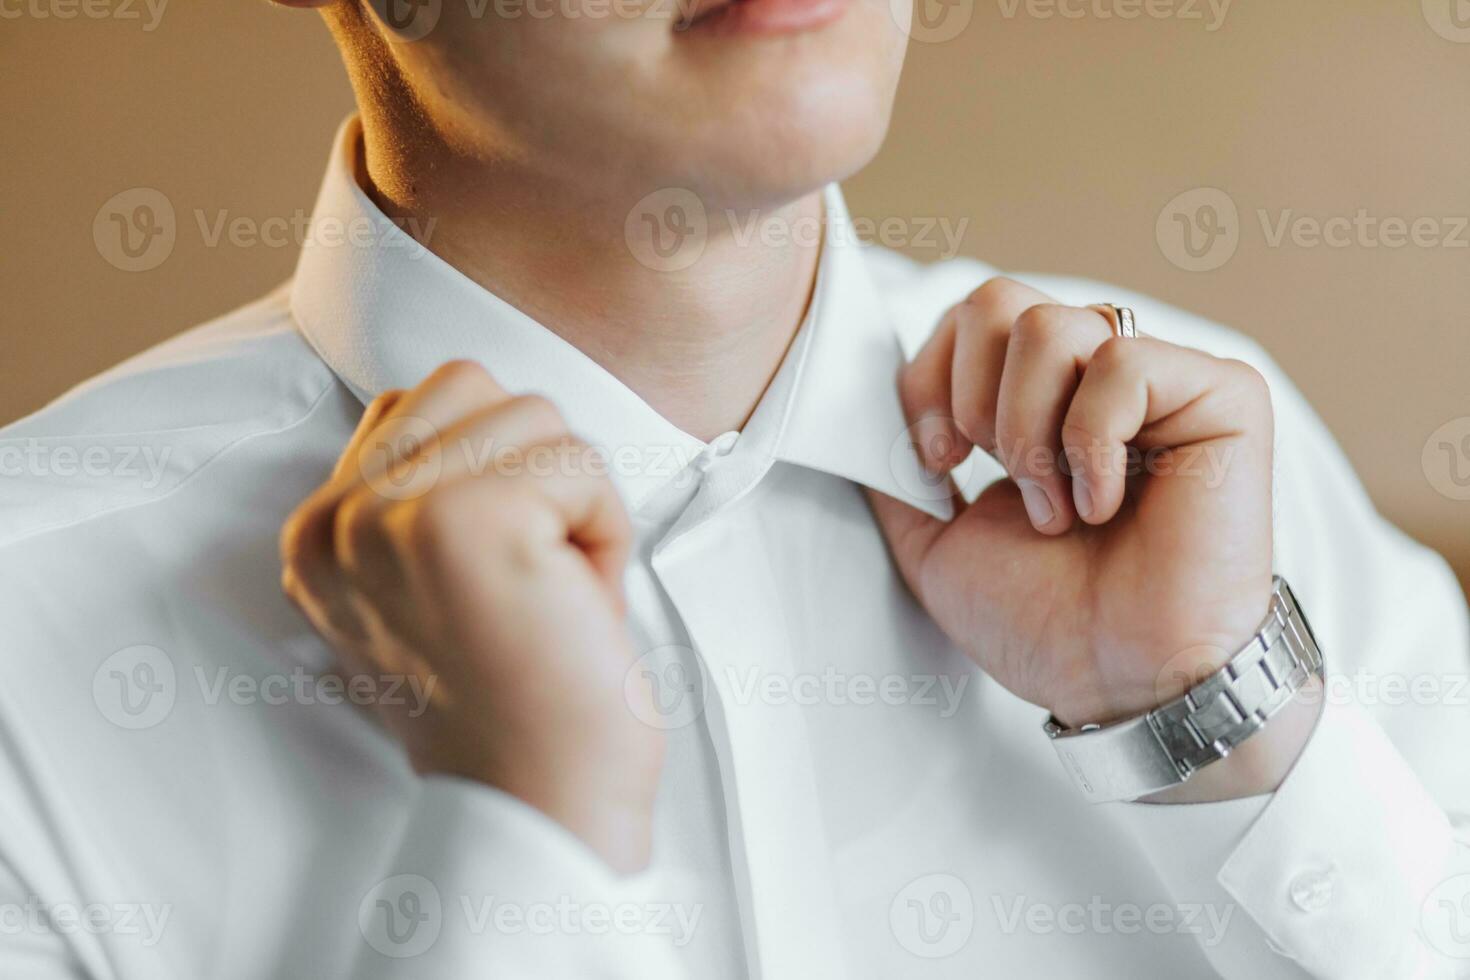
[350,775,691,979]
[1105,327,1470,979]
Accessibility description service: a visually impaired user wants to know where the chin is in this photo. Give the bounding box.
[690,122,889,213]
[656,64,901,212]
[400,0,905,215]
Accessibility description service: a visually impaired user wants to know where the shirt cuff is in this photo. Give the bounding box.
[1109,696,1457,979]
[353,775,688,978]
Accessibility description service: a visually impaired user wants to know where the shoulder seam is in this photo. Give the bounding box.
[0,378,342,554]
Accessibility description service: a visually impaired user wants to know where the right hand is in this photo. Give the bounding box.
[280,360,661,872]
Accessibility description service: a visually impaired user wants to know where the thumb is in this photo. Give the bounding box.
[864,486,958,602]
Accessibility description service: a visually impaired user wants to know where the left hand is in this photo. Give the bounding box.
[869,277,1281,739]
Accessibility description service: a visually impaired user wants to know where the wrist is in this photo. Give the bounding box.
[1140,676,1323,803]
[1042,577,1323,804]
[413,733,665,873]
[1055,586,1276,729]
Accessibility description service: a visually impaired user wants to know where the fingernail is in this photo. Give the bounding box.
[1016,478,1055,528]
[1073,476,1094,520]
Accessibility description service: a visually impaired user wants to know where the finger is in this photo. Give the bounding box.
[421,436,631,603]
[994,304,1114,534]
[949,277,1053,453]
[1062,337,1272,525]
[293,360,508,576]
[426,394,576,486]
[336,393,581,586]
[330,389,405,482]
[514,439,633,596]
[864,486,950,600]
[289,387,405,600]
[393,400,631,601]
[351,359,512,486]
[282,361,510,641]
[898,313,969,474]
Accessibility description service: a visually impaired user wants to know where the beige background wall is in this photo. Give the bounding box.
[2,1,1467,588]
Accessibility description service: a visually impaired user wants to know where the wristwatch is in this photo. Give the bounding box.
[1043,576,1324,803]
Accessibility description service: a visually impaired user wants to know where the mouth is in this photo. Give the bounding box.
[674,0,852,36]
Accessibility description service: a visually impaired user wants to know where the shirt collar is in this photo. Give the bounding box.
[290,117,950,521]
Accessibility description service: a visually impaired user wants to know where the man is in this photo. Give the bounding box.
[2,0,1467,976]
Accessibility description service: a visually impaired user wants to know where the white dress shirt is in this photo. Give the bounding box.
[3,117,1469,979]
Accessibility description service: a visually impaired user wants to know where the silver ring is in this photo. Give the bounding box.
[1096,304,1137,339]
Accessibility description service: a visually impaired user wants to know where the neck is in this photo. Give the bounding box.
[356,120,823,443]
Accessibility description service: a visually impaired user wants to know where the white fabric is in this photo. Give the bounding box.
[1,117,1468,979]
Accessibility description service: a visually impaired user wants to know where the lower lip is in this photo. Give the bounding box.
[680,0,851,36]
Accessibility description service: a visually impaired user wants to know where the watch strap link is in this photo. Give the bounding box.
[1044,577,1324,803]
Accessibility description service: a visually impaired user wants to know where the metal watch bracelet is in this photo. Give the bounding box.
[1043,576,1325,803]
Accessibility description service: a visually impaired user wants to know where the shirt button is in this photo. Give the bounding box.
[1288,868,1336,912]
[708,431,739,457]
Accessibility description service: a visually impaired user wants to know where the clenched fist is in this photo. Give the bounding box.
[870,278,1319,800]
[280,360,661,871]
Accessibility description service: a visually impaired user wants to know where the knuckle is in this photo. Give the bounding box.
[279,490,331,568]
[1061,417,1105,450]
[368,388,406,413]
[279,565,305,604]
[278,511,309,568]
[402,493,465,568]
[507,393,567,431]
[1090,335,1134,372]
[406,481,511,561]
[964,276,1027,314]
[333,488,388,567]
[1012,303,1067,346]
[1220,359,1275,424]
[426,358,494,395]
[1224,358,1270,395]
